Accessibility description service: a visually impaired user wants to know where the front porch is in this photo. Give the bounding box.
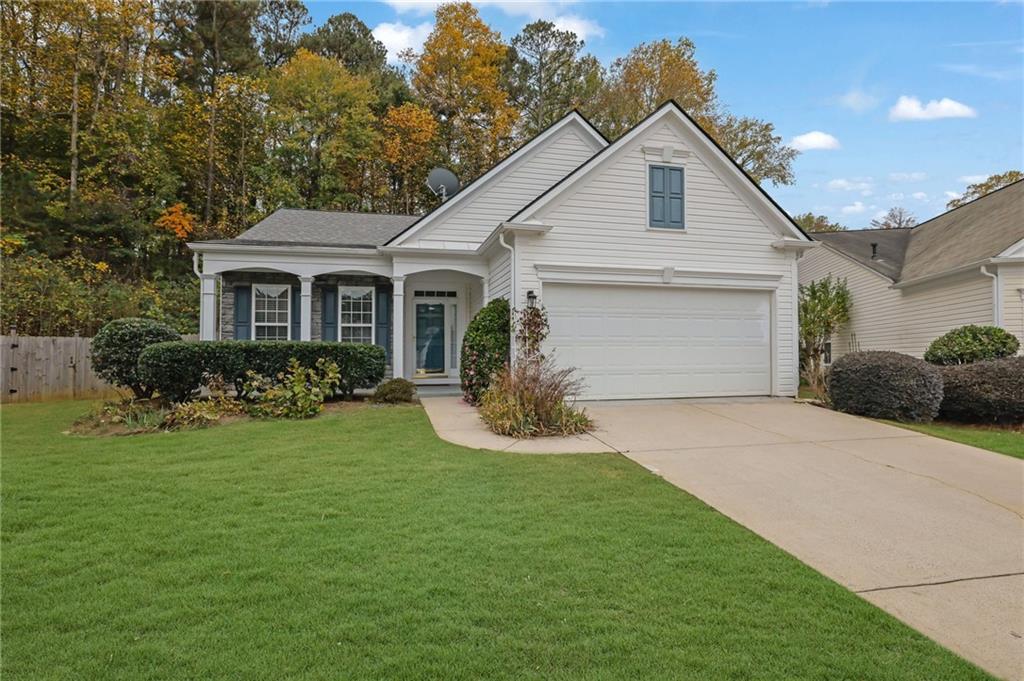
[194,246,487,384]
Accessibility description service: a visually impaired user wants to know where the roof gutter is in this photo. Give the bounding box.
[890,258,996,289]
[186,242,380,257]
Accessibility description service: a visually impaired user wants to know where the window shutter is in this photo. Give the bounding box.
[321,287,337,342]
[233,285,251,340]
[667,167,684,228]
[290,287,301,340]
[649,166,666,227]
[375,285,391,362]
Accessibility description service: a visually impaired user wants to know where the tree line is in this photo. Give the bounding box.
[2,0,800,334]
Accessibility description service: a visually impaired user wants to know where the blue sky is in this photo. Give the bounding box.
[306,1,1023,228]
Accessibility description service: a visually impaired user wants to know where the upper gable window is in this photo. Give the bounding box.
[649,165,684,229]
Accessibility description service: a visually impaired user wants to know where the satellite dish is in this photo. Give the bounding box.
[426,167,460,202]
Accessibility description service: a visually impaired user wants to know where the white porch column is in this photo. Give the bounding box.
[299,276,313,341]
[392,276,405,378]
[200,274,217,340]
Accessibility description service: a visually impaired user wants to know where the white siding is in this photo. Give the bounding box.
[487,249,511,301]
[1001,262,1024,344]
[413,126,598,247]
[799,246,996,358]
[515,119,801,396]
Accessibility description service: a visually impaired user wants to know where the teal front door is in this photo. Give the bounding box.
[415,303,446,375]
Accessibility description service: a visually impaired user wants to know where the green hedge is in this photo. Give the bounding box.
[138,341,386,402]
[924,325,1019,365]
[828,351,943,423]
[939,357,1024,424]
[460,298,510,405]
[90,318,181,398]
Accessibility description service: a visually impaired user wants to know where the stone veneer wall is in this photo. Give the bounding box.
[218,273,392,365]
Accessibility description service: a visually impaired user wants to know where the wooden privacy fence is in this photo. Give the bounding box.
[1,332,198,403]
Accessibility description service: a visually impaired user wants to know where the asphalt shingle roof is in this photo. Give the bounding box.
[200,209,419,248]
[812,180,1024,282]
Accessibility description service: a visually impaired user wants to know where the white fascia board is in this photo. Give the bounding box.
[535,262,784,290]
[890,258,996,289]
[187,242,378,257]
[998,238,1024,258]
[476,220,553,256]
[512,103,810,243]
[386,112,607,247]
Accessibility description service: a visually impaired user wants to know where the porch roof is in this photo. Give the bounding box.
[192,209,419,249]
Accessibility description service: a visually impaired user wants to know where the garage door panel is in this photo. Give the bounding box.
[545,284,772,399]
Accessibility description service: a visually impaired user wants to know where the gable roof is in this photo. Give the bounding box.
[508,100,811,242]
[198,209,417,249]
[384,110,608,247]
[811,228,913,281]
[813,179,1024,283]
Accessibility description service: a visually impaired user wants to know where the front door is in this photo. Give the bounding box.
[415,302,446,375]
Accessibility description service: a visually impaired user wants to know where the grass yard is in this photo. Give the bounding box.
[886,420,1024,459]
[2,401,992,680]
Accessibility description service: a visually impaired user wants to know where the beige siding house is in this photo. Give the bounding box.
[799,180,1024,359]
[188,102,814,399]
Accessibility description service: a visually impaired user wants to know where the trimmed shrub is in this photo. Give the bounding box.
[90,317,181,398]
[460,298,511,404]
[939,357,1024,424]
[924,325,1019,365]
[479,356,592,437]
[243,358,341,419]
[371,378,417,404]
[828,351,943,423]
[138,341,386,402]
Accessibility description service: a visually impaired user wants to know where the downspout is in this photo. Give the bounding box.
[980,265,1003,327]
[499,231,516,365]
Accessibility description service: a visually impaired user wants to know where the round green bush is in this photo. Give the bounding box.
[924,325,1019,365]
[460,298,510,405]
[90,318,181,398]
[828,351,943,422]
[371,378,417,404]
[939,357,1024,424]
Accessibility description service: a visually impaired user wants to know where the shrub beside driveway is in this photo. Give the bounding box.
[1,400,993,680]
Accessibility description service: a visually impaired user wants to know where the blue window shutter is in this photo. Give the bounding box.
[667,167,684,228]
[290,287,301,340]
[321,287,337,342]
[233,285,251,340]
[649,166,666,227]
[375,285,391,362]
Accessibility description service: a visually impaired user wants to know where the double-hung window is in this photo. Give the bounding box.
[253,284,290,340]
[649,164,684,229]
[340,287,374,343]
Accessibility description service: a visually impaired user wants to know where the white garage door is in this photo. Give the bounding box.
[544,284,772,400]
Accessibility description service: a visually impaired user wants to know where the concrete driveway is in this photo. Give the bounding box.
[421,397,1024,679]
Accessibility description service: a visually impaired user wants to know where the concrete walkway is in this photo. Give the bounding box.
[421,396,1024,679]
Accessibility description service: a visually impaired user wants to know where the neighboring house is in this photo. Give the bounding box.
[188,101,813,400]
[799,180,1024,361]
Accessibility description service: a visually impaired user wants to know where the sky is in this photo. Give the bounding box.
[305,1,1024,229]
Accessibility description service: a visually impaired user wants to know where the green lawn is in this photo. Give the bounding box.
[2,401,992,680]
[886,420,1024,459]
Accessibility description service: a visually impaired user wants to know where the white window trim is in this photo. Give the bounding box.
[645,160,687,233]
[252,283,292,341]
[338,285,376,344]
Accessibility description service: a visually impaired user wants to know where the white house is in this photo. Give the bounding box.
[187,101,814,400]
[799,180,1024,362]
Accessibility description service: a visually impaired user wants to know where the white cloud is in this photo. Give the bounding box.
[790,131,841,151]
[372,21,433,63]
[944,190,961,201]
[889,171,928,182]
[841,201,869,215]
[888,192,905,201]
[382,0,443,14]
[383,1,606,40]
[911,191,929,201]
[837,88,878,112]
[958,174,988,184]
[941,64,1020,81]
[550,14,605,40]
[889,95,977,121]
[827,177,873,192]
